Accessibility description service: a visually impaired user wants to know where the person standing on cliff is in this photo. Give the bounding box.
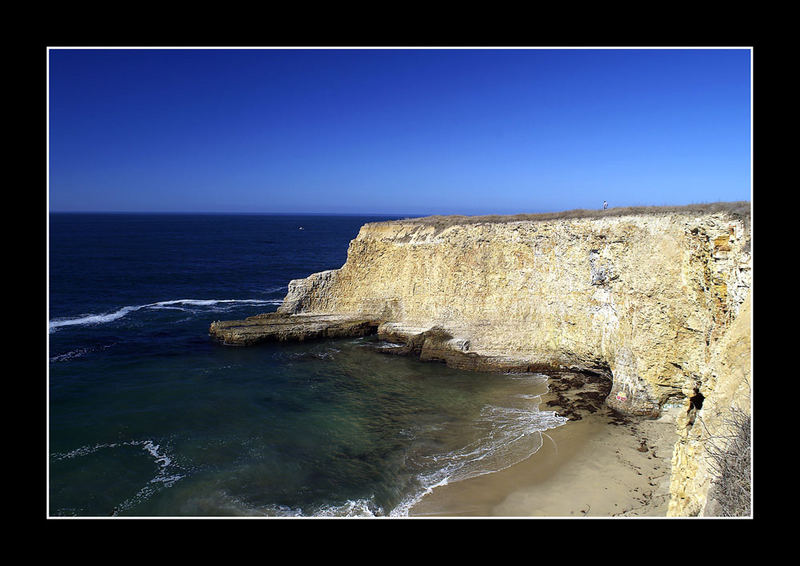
[603,200,608,210]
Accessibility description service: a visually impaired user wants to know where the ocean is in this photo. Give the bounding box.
[48,213,567,517]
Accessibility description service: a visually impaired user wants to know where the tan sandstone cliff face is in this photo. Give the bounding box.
[667,292,752,516]
[277,210,752,516]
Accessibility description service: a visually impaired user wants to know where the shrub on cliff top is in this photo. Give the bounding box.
[388,201,751,227]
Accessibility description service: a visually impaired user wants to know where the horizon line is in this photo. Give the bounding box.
[47,210,427,217]
[46,46,755,50]
[48,199,751,218]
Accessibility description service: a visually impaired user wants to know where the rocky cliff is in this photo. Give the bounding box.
[209,203,752,516]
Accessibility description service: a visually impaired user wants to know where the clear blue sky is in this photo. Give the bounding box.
[48,48,751,216]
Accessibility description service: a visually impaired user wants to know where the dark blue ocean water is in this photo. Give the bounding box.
[48,213,566,517]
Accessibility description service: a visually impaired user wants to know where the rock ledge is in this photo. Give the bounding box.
[209,313,379,346]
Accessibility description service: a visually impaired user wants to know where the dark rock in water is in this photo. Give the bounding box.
[209,313,379,346]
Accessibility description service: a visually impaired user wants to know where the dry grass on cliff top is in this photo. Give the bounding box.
[389,201,751,227]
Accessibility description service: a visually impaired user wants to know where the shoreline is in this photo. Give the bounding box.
[408,371,680,518]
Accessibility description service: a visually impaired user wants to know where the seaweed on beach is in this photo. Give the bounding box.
[543,370,612,421]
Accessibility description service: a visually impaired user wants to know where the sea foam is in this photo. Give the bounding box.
[51,439,186,516]
[389,385,568,517]
[48,298,280,333]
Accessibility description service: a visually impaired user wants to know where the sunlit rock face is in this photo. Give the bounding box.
[275,211,749,413]
[211,205,752,516]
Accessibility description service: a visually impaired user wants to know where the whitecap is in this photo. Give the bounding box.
[49,305,145,332]
[50,439,186,516]
[48,298,279,333]
[312,498,383,517]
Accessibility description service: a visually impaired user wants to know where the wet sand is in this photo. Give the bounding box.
[408,371,680,518]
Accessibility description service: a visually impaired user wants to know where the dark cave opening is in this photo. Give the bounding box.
[690,389,705,411]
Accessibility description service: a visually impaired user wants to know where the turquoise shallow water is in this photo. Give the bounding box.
[48,213,566,517]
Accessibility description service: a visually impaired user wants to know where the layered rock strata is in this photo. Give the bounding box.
[209,313,379,345]
[209,205,752,516]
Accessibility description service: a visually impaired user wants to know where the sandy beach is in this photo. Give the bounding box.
[408,371,681,518]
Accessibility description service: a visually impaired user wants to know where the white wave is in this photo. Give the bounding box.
[390,477,450,518]
[49,305,145,332]
[176,496,383,518]
[263,505,305,517]
[257,497,384,518]
[48,298,280,333]
[51,439,185,516]
[389,402,568,517]
[142,440,171,468]
[153,299,275,308]
[313,498,383,517]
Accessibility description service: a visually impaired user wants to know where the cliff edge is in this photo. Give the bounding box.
[209,203,752,516]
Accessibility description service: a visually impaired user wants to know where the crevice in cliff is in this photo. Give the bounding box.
[687,388,705,427]
[690,390,705,411]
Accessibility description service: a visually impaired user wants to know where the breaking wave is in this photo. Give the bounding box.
[390,394,568,516]
[50,439,186,516]
[261,401,568,518]
[49,298,282,333]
